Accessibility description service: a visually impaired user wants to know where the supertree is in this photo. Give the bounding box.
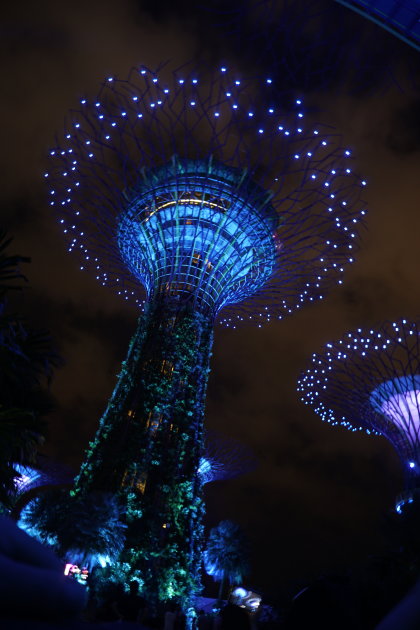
[199,430,257,485]
[12,455,74,516]
[46,62,366,610]
[297,319,420,514]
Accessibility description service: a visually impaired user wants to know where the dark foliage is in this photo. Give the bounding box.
[204,520,250,604]
[0,230,61,508]
[20,488,126,569]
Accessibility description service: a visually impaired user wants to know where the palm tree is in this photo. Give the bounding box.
[203,520,250,606]
[20,489,127,569]
[0,230,61,509]
[0,406,44,510]
[0,229,30,302]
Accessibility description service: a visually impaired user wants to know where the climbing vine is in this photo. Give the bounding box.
[72,297,214,612]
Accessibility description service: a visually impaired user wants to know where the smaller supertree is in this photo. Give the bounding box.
[12,455,74,515]
[199,431,257,485]
[203,520,250,606]
[297,319,420,513]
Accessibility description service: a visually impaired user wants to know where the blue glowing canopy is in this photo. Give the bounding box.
[336,0,420,50]
[118,156,278,314]
[47,63,367,327]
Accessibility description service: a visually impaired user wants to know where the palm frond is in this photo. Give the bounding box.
[203,520,250,585]
[0,230,30,300]
[20,489,127,569]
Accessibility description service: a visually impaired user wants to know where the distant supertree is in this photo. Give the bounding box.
[12,455,74,517]
[298,319,420,513]
[47,63,365,611]
[199,431,257,485]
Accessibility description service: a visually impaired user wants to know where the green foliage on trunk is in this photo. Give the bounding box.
[71,298,213,609]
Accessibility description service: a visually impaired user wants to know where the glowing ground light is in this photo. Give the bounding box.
[231,586,262,612]
[297,319,420,513]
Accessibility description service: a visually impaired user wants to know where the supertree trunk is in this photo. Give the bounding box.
[74,296,213,605]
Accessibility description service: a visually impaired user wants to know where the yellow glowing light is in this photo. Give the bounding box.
[144,197,228,221]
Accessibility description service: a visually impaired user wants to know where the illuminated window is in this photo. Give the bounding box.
[136,472,147,493]
[147,413,162,435]
[150,420,160,433]
[161,360,174,376]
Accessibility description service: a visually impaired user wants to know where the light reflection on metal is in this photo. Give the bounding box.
[335,0,420,51]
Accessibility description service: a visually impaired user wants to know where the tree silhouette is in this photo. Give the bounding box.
[0,230,61,509]
[0,230,29,300]
[20,488,126,570]
[203,520,250,606]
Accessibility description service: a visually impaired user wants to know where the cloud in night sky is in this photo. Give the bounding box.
[387,99,420,154]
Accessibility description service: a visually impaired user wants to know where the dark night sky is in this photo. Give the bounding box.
[2,0,420,599]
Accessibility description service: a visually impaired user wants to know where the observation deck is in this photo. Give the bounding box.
[118,157,279,315]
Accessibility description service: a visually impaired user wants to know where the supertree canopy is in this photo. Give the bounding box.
[12,456,74,516]
[47,63,365,609]
[48,64,366,322]
[297,319,420,513]
[199,431,257,485]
